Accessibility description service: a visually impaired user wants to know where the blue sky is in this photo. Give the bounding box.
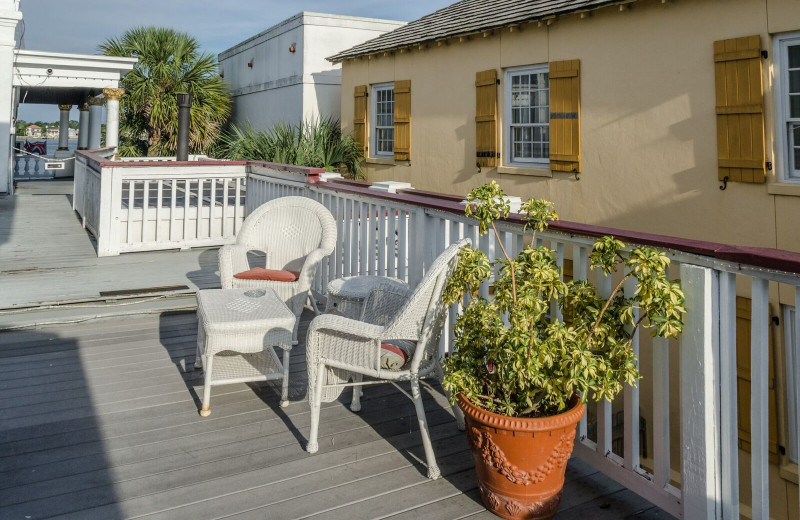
[18,0,452,122]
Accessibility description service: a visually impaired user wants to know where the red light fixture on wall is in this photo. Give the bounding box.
[289,43,296,53]
[247,60,253,68]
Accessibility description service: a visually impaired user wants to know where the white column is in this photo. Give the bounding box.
[77,103,89,150]
[103,88,124,149]
[57,104,71,151]
[87,96,103,150]
[0,2,22,194]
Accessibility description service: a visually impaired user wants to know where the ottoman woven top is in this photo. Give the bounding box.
[327,276,405,299]
[197,288,295,336]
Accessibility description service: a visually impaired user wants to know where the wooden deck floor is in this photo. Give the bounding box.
[0,180,219,310]
[0,310,670,520]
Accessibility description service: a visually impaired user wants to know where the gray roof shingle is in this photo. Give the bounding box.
[328,0,634,62]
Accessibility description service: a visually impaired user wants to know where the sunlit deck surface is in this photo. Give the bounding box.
[0,180,670,519]
[0,180,218,311]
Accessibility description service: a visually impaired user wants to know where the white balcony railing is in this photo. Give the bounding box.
[73,150,249,256]
[13,153,52,180]
[244,169,800,520]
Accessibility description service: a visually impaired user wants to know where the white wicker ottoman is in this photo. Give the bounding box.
[325,276,407,320]
[195,288,295,415]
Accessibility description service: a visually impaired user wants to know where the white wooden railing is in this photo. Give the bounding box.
[73,150,249,256]
[244,170,800,520]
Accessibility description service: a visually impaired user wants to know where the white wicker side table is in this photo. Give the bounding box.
[325,276,407,320]
[195,288,295,416]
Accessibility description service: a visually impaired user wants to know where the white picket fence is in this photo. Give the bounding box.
[245,170,800,520]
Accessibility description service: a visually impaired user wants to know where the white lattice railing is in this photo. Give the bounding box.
[243,169,800,520]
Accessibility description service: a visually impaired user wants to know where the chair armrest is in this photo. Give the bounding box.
[297,248,328,289]
[307,313,385,341]
[218,244,252,289]
[359,281,413,326]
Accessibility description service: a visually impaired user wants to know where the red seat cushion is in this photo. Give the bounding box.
[233,268,301,282]
[380,340,417,370]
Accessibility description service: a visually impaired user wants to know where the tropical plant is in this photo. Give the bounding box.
[100,27,232,157]
[442,182,686,418]
[217,118,364,180]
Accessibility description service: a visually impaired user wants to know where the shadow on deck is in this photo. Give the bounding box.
[0,309,669,519]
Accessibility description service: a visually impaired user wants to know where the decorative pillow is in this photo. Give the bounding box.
[233,268,300,282]
[380,340,417,370]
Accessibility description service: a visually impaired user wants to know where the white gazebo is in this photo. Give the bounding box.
[0,0,136,194]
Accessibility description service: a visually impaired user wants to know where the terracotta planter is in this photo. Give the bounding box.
[458,394,585,520]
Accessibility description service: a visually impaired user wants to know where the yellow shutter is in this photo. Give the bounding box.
[354,85,368,157]
[714,35,766,183]
[735,297,780,463]
[475,69,498,168]
[394,80,411,162]
[549,59,581,173]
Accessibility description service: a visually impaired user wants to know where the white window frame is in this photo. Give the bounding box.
[774,32,800,183]
[785,305,800,464]
[371,83,394,158]
[503,64,550,168]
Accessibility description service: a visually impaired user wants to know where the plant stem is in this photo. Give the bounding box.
[587,272,631,343]
[490,221,517,303]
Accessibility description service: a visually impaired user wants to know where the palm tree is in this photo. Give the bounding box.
[100,27,231,157]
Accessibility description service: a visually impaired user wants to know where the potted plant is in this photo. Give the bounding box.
[442,182,685,520]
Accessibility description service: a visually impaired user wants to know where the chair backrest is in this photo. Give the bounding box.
[238,197,336,272]
[383,238,471,372]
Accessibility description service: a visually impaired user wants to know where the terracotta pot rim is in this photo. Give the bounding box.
[457,393,585,433]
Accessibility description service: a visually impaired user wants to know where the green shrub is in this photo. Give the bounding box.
[442,182,685,418]
[218,118,363,180]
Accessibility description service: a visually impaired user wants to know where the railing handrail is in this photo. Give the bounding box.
[312,178,800,276]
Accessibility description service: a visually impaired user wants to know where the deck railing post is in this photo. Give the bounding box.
[96,165,121,256]
[679,263,722,520]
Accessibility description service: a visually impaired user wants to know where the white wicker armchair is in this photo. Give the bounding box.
[218,197,336,342]
[305,239,470,479]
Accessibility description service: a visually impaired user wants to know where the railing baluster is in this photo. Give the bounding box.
[751,277,770,520]
[351,199,360,275]
[377,204,387,277]
[234,178,241,235]
[169,180,176,241]
[222,178,230,237]
[368,203,377,275]
[623,275,640,471]
[127,181,135,245]
[388,206,397,278]
[718,270,739,516]
[343,198,352,277]
[142,180,150,243]
[597,269,613,456]
[183,179,191,241]
[196,178,204,240]
[331,196,341,282]
[572,245,589,441]
[552,241,565,321]
[360,202,369,275]
[398,209,408,282]
[155,180,163,243]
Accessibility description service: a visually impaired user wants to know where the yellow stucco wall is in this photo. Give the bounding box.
[341,0,800,254]
[340,0,800,516]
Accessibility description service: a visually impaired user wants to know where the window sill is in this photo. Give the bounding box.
[497,165,552,177]
[767,182,800,196]
[366,157,395,166]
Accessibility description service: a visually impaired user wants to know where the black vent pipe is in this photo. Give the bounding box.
[176,93,192,161]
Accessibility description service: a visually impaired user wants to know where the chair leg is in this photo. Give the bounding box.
[194,342,203,370]
[307,362,326,454]
[435,359,464,431]
[200,354,214,417]
[411,377,441,480]
[350,373,363,412]
[280,348,291,408]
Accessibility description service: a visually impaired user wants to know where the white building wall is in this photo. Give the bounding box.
[219,12,404,132]
[0,0,21,194]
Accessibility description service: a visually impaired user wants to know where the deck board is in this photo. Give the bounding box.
[0,311,669,519]
[0,179,670,519]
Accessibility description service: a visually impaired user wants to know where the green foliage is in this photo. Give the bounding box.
[100,27,232,157]
[217,118,364,180]
[442,183,685,418]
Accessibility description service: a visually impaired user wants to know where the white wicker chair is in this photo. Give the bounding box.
[305,239,470,479]
[218,197,336,342]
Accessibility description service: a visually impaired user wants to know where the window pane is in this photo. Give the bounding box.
[791,70,800,94]
[794,147,800,174]
[790,45,800,69]
[791,95,800,118]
